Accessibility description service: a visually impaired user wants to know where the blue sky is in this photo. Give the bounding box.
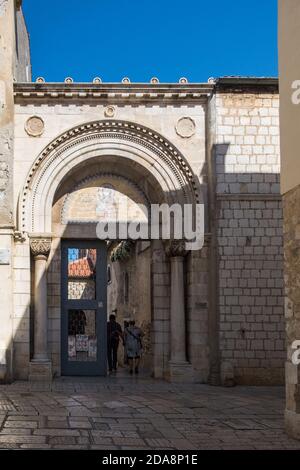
[23,0,278,83]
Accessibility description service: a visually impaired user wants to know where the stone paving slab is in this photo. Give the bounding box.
[0,376,299,449]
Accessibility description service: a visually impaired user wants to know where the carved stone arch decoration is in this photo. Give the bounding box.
[19,119,202,234]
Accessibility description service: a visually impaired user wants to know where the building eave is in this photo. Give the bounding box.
[215,76,279,92]
[13,82,214,104]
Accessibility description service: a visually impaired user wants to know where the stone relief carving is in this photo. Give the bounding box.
[25,116,45,137]
[0,0,8,16]
[175,117,196,138]
[13,231,26,243]
[30,238,51,257]
[0,162,9,191]
[104,105,115,117]
[165,240,188,257]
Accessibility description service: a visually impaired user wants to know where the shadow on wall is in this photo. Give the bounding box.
[210,142,285,386]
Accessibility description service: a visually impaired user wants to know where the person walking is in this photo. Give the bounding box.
[123,320,129,365]
[124,320,144,375]
[107,313,123,373]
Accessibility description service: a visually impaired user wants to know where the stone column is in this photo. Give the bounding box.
[29,237,52,381]
[166,241,193,382]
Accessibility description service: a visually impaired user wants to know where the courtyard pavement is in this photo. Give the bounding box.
[0,372,299,450]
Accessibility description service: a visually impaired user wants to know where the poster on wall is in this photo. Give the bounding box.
[68,335,76,358]
[76,334,89,351]
[88,336,97,358]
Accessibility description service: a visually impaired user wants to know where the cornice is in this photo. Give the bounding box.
[13,82,213,104]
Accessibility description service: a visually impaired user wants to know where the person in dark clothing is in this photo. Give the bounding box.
[107,313,123,372]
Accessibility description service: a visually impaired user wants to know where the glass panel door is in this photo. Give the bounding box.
[61,241,107,376]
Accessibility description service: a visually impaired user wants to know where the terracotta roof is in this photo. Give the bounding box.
[68,249,96,278]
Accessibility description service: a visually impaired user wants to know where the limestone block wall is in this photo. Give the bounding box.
[214,90,285,384]
[0,0,15,381]
[283,184,300,437]
[151,241,170,379]
[107,242,152,370]
[13,239,31,379]
[187,246,209,382]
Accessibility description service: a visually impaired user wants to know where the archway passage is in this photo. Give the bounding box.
[54,169,153,377]
[21,120,203,381]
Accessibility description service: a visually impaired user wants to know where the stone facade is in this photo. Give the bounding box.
[213,88,285,384]
[0,1,286,387]
[278,0,300,440]
[8,79,286,384]
[282,185,300,437]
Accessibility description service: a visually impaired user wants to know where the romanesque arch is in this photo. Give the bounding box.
[18,119,201,235]
[20,119,204,382]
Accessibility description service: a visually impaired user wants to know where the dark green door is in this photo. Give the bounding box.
[61,240,107,376]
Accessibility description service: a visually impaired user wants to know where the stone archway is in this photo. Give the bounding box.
[18,120,203,382]
[19,119,201,234]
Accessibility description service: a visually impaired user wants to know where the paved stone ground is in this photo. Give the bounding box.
[0,374,299,450]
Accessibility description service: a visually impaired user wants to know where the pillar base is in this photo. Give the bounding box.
[168,361,194,383]
[285,409,300,440]
[29,361,52,382]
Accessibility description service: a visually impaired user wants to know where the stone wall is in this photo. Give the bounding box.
[187,245,209,382]
[214,90,285,384]
[151,240,170,379]
[10,79,285,383]
[0,0,15,381]
[283,185,300,437]
[107,242,152,370]
[14,5,31,82]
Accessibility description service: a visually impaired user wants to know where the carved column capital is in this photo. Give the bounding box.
[16,0,22,10]
[165,240,188,258]
[30,237,51,258]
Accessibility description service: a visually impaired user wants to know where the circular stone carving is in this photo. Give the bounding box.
[175,117,196,138]
[25,116,45,137]
[150,77,159,84]
[36,77,45,83]
[104,105,116,118]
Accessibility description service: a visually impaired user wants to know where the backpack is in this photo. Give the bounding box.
[108,322,120,343]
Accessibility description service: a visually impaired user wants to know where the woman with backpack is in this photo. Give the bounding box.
[124,320,144,375]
